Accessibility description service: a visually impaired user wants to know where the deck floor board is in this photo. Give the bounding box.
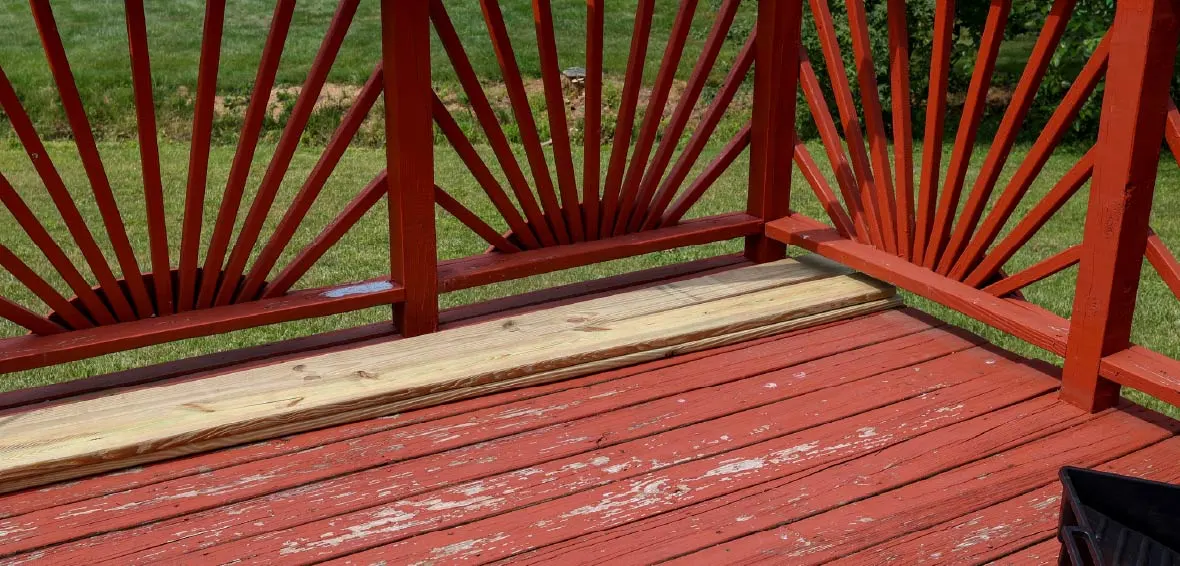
[1,307,1177,565]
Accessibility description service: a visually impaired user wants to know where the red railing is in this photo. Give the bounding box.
[0,0,763,375]
[765,0,1180,413]
[1,0,1178,417]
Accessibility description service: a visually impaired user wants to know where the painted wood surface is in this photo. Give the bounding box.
[1,309,1176,564]
[0,259,893,493]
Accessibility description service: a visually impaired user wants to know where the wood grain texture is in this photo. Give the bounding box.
[837,436,1180,565]
[331,348,1065,565]
[0,309,915,522]
[0,260,894,493]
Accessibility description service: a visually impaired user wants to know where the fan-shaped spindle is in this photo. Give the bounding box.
[197,0,296,309]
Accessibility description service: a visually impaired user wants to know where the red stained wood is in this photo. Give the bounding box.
[477,0,569,244]
[1062,0,1180,411]
[28,1,151,321]
[661,128,752,227]
[0,279,403,373]
[124,0,173,316]
[807,0,890,253]
[435,186,521,253]
[743,0,799,264]
[0,296,873,518]
[913,0,955,261]
[936,0,1077,275]
[266,172,385,298]
[429,0,553,247]
[793,140,857,239]
[581,0,604,240]
[438,213,761,292]
[197,0,296,309]
[0,296,62,336]
[177,0,226,312]
[0,171,115,325]
[216,0,361,307]
[1100,346,1180,411]
[37,321,954,563]
[1,312,926,556]
[431,93,537,249]
[531,0,584,242]
[323,349,1057,565]
[611,0,699,237]
[646,35,755,230]
[845,0,897,255]
[0,255,748,413]
[838,436,1180,565]
[983,244,1081,297]
[797,48,874,244]
[0,245,91,330]
[1145,231,1180,299]
[600,0,655,237]
[989,539,1062,565]
[964,150,1094,288]
[887,0,914,258]
[767,213,1071,357]
[510,392,1090,566]
[239,64,385,302]
[673,406,1175,565]
[383,0,438,337]
[922,0,1011,269]
[951,35,1109,282]
[626,0,740,233]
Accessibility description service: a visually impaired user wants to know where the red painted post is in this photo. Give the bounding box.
[382,0,438,336]
[745,0,803,263]
[1060,0,1179,411]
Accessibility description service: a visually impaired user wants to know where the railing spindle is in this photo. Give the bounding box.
[1061,0,1180,411]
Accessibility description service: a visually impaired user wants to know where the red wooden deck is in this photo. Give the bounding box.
[1,308,1177,565]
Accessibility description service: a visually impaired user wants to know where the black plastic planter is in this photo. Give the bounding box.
[1058,466,1180,565]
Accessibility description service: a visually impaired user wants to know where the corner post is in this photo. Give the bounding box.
[1061,0,1179,411]
[745,0,804,263]
[382,0,438,336]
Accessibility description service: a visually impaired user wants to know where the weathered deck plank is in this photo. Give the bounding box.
[0,258,895,493]
[0,286,1176,565]
[0,311,940,557]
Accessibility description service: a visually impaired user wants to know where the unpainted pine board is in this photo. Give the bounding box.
[299,348,1058,565]
[835,436,1180,565]
[673,407,1178,565]
[0,308,924,521]
[0,263,891,492]
[28,319,961,564]
[0,304,929,556]
[987,539,1060,565]
[505,393,1091,566]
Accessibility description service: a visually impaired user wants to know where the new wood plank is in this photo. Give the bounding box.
[0,310,921,522]
[673,407,1177,565]
[836,436,1180,565]
[0,311,935,557]
[306,348,1058,565]
[117,327,980,564]
[0,260,894,493]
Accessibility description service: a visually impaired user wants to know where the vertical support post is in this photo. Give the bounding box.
[1061,0,1179,411]
[745,0,803,263]
[382,0,438,336]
